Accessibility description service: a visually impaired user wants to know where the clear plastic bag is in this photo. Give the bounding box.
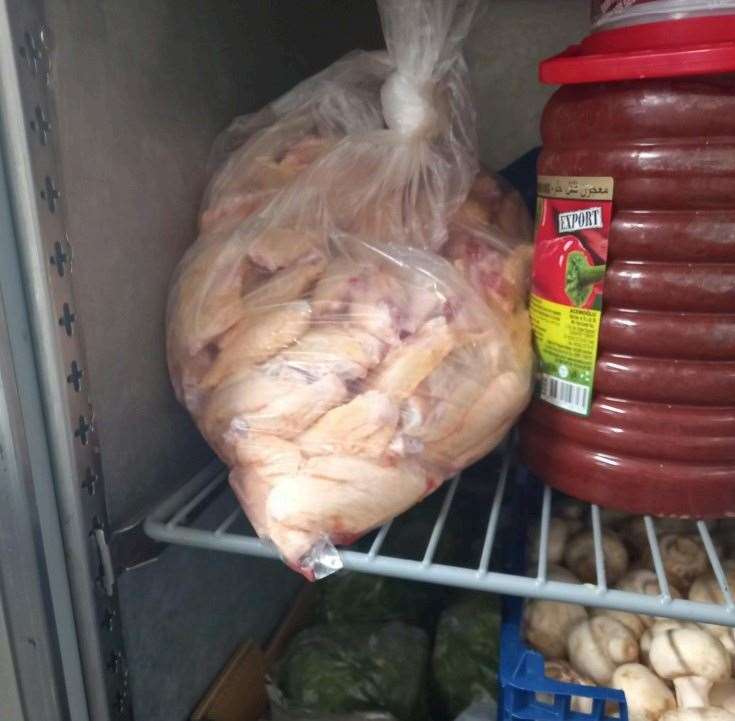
[166,0,534,578]
[432,594,502,718]
[272,622,429,721]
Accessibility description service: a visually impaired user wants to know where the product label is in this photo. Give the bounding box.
[530,176,614,416]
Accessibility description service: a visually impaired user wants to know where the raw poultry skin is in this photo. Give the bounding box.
[167,130,533,577]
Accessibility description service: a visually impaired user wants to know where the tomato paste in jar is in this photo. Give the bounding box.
[520,14,735,517]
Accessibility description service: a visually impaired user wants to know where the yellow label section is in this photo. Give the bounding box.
[530,293,601,415]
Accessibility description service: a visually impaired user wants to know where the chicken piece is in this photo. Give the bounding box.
[275,324,385,381]
[498,189,534,240]
[366,317,458,399]
[167,341,217,411]
[246,227,324,272]
[423,368,531,473]
[403,338,497,446]
[168,238,261,356]
[444,229,524,316]
[278,134,331,170]
[265,457,428,568]
[229,466,271,536]
[199,190,271,236]
[242,373,347,440]
[200,367,347,458]
[200,301,312,389]
[311,260,407,343]
[243,255,327,311]
[234,434,303,476]
[297,391,399,458]
[229,436,304,537]
[200,135,331,234]
[400,282,443,335]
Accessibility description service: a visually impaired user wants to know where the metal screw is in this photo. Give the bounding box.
[29,105,51,145]
[101,608,116,631]
[107,651,123,674]
[74,415,92,445]
[50,240,68,276]
[40,176,60,213]
[66,360,83,392]
[81,466,98,496]
[58,303,75,336]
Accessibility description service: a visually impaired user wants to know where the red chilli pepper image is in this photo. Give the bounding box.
[532,234,605,308]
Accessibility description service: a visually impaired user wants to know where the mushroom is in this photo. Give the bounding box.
[556,498,586,522]
[640,619,701,666]
[564,529,629,585]
[592,608,647,639]
[567,615,639,685]
[611,663,676,721]
[617,570,682,626]
[601,508,632,527]
[529,518,570,565]
[714,523,735,558]
[538,660,596,714]
[638,535,709,593]
[649,627,731,709]
[619,517,695,558]
[662,708,735,721]
[688,562,735,656]
[667,676,735,713]
[676,677,718,709]
[524,566,588,659]
[711,681,735,714]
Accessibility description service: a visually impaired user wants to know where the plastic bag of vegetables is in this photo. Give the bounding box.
[274,622,429,721]
[433,594,502,717]
[166,0,534,579]
[319,572,441,626]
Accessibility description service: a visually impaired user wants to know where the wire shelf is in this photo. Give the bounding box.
[144,450,735,627]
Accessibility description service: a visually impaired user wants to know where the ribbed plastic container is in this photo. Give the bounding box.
[498,596,628,721]
[592,0,735,29]
[522,12,735,518]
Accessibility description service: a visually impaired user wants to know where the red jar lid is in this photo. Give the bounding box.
[541,14,735,84]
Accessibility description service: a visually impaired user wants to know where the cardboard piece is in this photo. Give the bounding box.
[191,586,317,721]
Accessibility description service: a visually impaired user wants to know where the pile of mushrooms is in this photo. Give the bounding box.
[523,507,735,721]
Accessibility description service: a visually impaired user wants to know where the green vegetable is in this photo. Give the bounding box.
[432,594,502,718]
[278,622,429,721]
[319,572,439,626]
[565,250,605,307]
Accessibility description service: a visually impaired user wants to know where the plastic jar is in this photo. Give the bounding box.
[520,14,735,517]
[592,0,735,29]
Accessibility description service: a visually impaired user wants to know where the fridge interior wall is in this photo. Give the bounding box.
[41,1,589,719]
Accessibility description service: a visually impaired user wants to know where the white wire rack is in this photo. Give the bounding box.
[144,450,735,627]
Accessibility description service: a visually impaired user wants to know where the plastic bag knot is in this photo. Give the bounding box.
[380,71,442,137]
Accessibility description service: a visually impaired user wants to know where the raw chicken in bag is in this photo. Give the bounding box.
[167,0,534,579]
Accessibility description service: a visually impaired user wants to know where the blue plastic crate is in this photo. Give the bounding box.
[498,595,628,721]
[497,466,628,721]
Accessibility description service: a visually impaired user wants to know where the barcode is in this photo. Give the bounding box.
[540,375,590,414]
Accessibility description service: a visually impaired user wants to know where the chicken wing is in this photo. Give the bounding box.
[275,324,385,381]
[423,369,531,473]
[297,390,399,458]
[366,317,458,399]
[201,367,347,459]
[201,301,312,389]
[265,457,428,569]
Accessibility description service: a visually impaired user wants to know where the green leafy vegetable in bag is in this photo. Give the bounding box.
[278,622,429,721]
[432,594,501,717]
